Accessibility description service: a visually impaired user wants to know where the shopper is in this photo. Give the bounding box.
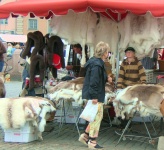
[66,43,89,77]
[79,41,112,149]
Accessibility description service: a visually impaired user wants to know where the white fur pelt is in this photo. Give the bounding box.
[118,14,132,53]
[113,84,164,120]
[118,12,161,60]
[94,15,119,53]
[50,10,76,43]
[50,9,98,45]
[0,97,56,140]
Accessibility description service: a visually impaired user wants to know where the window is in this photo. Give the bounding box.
[0,19,8,24]
[28,19,37,30]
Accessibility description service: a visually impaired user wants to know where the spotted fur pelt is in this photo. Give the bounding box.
[113,84,164,119]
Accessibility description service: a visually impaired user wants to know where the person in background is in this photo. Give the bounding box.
[66,43,88,77]
[0,41,7,72]
[79,41,112,149]
[117,47,146,129]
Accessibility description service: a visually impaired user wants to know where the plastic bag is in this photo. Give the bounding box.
[80,100,98,122]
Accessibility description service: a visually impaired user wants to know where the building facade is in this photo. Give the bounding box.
[0,0,51,36]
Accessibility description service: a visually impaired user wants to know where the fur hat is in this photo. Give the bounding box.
[125,47,135,53]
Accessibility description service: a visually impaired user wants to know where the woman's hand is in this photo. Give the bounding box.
[92,99,98,104]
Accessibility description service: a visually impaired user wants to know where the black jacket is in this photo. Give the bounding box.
[82,57,107,103]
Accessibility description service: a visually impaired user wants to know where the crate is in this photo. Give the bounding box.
[4,122,38,143]
[145,69,154,83]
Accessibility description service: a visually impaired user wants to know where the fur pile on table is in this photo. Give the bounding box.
[113,84,164,119]
[47,77,116,106]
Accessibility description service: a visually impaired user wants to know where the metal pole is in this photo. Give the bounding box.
[116,31,121,82]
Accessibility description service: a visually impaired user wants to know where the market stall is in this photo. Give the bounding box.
[0,0,164,76]
[1,0,164,146]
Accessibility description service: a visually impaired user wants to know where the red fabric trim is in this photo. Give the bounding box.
[0,0,164,20]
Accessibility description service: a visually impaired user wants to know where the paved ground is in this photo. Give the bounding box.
[1,81,161,150]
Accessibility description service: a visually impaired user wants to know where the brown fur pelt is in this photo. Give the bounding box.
[46,35,65,78]
[20,31,46,90]
[29,54,45,90]
[49,77,84,93]
[21,31,45,59]
[0,77,5,98]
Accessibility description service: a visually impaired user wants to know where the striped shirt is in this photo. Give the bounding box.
[117,57,146,89]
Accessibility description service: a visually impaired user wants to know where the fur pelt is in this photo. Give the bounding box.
[21,31,45,90]
[0,77,5,98]
[0,97,56,140]
[49,77,84,93]
[46,35,65,79]
[21,31,45,59]
[48,77,115,105]
[29,54,45,90]
[113,84,164,119]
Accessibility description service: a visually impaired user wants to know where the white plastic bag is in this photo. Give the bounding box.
[80,100,98,122]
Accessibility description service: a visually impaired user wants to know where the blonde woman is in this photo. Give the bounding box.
[79,41,112,149]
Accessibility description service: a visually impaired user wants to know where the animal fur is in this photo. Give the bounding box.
[0,97,56,140]
[49,77,84,93]
[29,54,45,90]
[48,77,115,105]
[0,73,6,98]
[21,31,45,59]
[113,84,164,119]
[46,35,65,79]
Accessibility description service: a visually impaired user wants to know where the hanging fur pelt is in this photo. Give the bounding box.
[0,77,5,98]
[21,31,45,59]
[29,55,45,90]
[46,35,65,78]
[20,31,46,90]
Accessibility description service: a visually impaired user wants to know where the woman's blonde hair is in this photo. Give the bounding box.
[94,41,110,58]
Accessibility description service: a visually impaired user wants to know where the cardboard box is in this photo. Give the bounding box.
[4,122,38,143]
[55,106,86,124]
